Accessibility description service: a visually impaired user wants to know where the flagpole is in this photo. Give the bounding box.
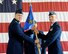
[29,0,41,54]
[35,34,41,54]
[29,1,41,54]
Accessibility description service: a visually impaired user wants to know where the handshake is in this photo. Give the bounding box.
[35,38,41,48]
[33,28,40,47]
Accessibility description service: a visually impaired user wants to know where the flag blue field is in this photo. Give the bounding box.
[0,0,22,12]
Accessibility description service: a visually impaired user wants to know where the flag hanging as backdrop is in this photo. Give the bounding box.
[0,0,68,54]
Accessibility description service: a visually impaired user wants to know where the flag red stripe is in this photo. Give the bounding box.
[0,43,7,53]
[0,41,68,53]
[22,2,68,12]
[0,22,68,33]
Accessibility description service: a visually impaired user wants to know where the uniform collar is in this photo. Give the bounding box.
[14,18,20,23]
[51,21,57,27]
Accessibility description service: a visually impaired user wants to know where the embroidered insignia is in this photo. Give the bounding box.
[29,20,33,24]
[26,17,33,24]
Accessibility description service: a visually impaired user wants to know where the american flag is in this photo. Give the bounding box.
[0,0,68,54]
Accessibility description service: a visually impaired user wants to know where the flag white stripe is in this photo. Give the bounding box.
[0,12,68,23]
[23,0,68,2]
[0,31,68,43]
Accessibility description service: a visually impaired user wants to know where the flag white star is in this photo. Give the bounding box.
[0,0,3,4]
[12,0,17,4]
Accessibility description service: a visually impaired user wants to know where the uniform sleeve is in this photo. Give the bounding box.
[24,29,33,36]
[13,23,34,44]
[44,25,62,48]
[38,31,48,40]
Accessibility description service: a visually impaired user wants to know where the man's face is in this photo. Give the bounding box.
[34,23,37,28]
[15,13,22,22]
[32,23,37,30]
[49,15,56,23]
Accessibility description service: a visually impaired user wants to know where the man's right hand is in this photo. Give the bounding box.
[35,39,41,48]
[35,39,39,44]
[34,29,39,35]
